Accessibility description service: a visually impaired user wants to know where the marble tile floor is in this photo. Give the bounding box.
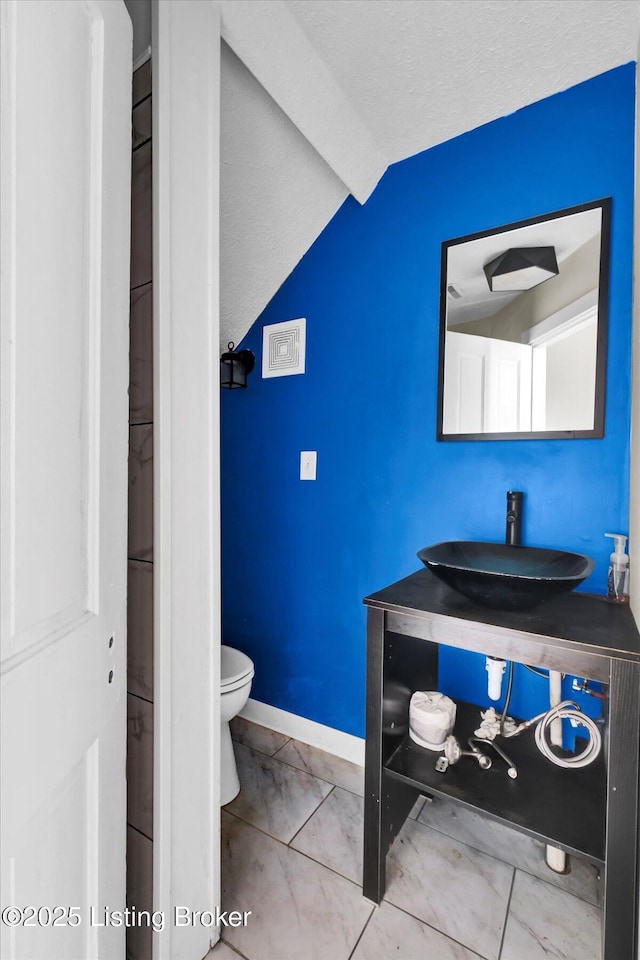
[207,717,602,960]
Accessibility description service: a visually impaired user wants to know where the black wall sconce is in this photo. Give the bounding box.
[220,342,255,389]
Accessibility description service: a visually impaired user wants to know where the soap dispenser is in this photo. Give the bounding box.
[604,533,629,604]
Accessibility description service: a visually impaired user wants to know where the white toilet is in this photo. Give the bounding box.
[220,644,255,805]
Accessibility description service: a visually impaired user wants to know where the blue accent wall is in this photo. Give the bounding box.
[221,64,635,739]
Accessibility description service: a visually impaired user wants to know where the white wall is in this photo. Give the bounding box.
[220,42,348,350]
[543,318,598,431]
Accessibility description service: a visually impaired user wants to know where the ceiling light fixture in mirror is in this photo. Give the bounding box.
[436,198,611,441]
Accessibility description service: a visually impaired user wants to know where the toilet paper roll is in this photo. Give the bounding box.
[409,691,457,751]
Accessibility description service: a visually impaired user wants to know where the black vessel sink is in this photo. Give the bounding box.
[417,541,594,610]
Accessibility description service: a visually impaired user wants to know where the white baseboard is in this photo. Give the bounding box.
[239,698,365,767]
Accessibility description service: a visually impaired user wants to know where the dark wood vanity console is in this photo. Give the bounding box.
[363,568,640,959]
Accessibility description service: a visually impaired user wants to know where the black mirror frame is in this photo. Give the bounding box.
[436,197,611,441]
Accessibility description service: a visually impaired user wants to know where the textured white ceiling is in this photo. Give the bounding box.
[286,0,639,165]
[218,0,639,346]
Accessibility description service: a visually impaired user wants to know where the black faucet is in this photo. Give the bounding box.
[506,491,523,546]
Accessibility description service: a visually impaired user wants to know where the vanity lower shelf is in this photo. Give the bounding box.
[384,700,606,865]
[364,569,640,958]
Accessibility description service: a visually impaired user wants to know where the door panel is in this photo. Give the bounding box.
[6,740,101,960]
[8,0,102,657]
[0,2,132,958]
[443,330,533,434]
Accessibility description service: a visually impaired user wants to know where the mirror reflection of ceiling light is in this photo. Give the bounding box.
[484,246,559,292]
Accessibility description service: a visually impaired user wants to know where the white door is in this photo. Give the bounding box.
[484,337,532,433]
[443,331,533,434]
[1,3,132,959]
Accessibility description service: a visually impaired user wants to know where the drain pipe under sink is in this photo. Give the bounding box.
[545,669,568,874]
[504,493,567,874]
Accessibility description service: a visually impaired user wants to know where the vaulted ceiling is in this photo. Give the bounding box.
[286,0,639,167]
[220,0,638,348]
[125,0,640,348]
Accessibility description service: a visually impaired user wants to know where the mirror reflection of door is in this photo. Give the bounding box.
[438,200,609,440]
[443,332,532,433]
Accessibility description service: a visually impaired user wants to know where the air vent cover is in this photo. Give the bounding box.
[262,318,306,378]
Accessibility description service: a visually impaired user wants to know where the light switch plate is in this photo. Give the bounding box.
[300,451,317,480]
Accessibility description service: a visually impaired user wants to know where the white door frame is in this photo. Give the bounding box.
[152,3,221,958]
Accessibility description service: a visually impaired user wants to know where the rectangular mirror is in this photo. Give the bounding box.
[437,198,610,440]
